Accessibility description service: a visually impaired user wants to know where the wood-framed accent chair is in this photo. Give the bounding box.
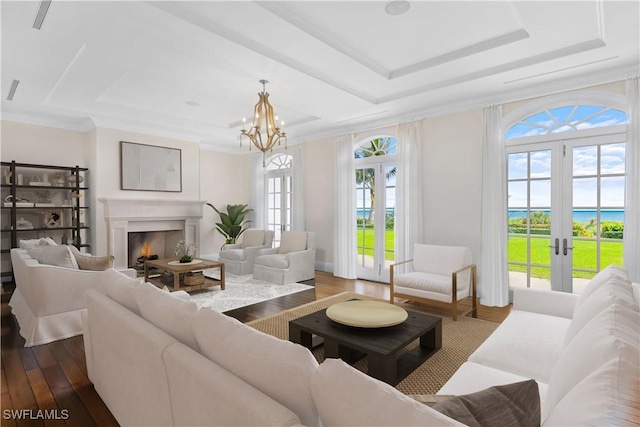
[253,231,316,285]
[218,229,275,275]
[390,244,477,321]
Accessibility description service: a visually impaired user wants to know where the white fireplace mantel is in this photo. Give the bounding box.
[99,198,205,269]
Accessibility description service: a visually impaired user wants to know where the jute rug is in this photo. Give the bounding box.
[247,292,499,394]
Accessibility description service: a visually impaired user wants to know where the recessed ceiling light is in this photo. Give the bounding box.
[385,0,410,16]
[186,101,200,107]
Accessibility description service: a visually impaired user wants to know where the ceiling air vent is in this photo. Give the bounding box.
[33,0,52,30]
[7,80,20,101]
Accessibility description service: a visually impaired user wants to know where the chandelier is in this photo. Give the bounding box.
[240,79,287,166]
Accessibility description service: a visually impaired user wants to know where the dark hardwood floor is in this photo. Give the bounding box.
[1,271,511,426]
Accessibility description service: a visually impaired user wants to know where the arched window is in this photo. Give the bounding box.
[504,98,627,294]
[265,153,292,170]
[354,136,397,158]
[354,136,397,282]
[264,154,293,245]
[505,105,627,140]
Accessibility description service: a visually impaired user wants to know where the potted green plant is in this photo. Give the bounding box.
[206,203,252,248]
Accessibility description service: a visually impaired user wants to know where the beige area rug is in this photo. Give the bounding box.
[247,292,499,394]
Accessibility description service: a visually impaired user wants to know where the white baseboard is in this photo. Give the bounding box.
[315,261,333,273]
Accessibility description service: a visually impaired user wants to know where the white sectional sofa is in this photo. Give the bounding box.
[438,266,640,426]
[83,265,639,426]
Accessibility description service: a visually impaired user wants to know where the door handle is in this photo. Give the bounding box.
[563,238,573,256]
[549,238,559,255]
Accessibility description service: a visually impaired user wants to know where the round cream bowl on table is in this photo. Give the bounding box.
[326,300,408,328]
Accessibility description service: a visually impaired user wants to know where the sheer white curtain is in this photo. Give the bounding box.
[250,153,265,229]
[290,145,306,231]
[481,105,509,306]
[624,76,640,282]
[334,134,357,279]
[395,121,424,272]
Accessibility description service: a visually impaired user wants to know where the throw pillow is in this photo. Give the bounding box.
[26,245,78,269]
[67,244,113,270]
[241,229,266,248]
[192,307,320,426]
[278,231,307,254]
[544,358,640,426]
[134,283,200,351]
[575,265,629,311]
[309,358,462,426]
[104,269,143,314]
[565,278,637,345]
[544,304,639,420]
[19,237,57,249]
[431,380,540,427]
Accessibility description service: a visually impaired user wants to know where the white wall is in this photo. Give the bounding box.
[1,121,252,259]
[199,149,251,256]
[1,121,88,166]
[422,109,483,257]
[91,127,202,256]
[302,137,336,269]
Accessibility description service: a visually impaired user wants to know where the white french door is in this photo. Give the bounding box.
[355,161,396,282]
[507,132,626,292]
[265,172,292,246]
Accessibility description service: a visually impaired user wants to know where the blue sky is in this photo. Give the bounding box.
[508,142,625,208]
[504,106,628,140]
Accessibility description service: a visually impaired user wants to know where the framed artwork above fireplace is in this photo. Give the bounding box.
[120,141,182,192]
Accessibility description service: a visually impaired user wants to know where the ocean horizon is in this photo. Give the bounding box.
[357,208,624,223]
[508,209,624,223]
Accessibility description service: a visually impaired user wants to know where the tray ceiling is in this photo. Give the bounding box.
[1,1,638,151]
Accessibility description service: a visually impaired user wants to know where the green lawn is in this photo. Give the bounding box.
[356,228,394,260]
[508,235,623,279]
[355,228,623,279]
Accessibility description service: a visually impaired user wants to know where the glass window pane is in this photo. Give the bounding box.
[505,124,546,140]
[508,153,528,179]
[530,150,551,178]
[508,181,528,208]
[600,177,625,207]
[530,180,550,207]
[573,177,597,207]
[508,235,528,263]
[268,179,275,192]
[549,106,574,124]
[530,236,551,266]
[573,146,597,176]
[523,111,553,126]
[571,106,605,123]
[274,178,281,192]
[600,143,625,174]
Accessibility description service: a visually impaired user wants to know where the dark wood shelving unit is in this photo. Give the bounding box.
[1,161,91,292]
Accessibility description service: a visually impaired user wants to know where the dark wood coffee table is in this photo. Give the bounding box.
[289,303,441,385]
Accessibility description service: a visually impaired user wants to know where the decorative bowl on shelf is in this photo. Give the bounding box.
[67,175,84,184]
[16,218,34,230]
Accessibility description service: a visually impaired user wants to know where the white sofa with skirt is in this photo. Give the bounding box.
[9,247,136,347]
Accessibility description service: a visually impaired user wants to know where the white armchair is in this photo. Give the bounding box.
[218,229,275,275]
[390,244,477,321]
[253,231,316,285]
